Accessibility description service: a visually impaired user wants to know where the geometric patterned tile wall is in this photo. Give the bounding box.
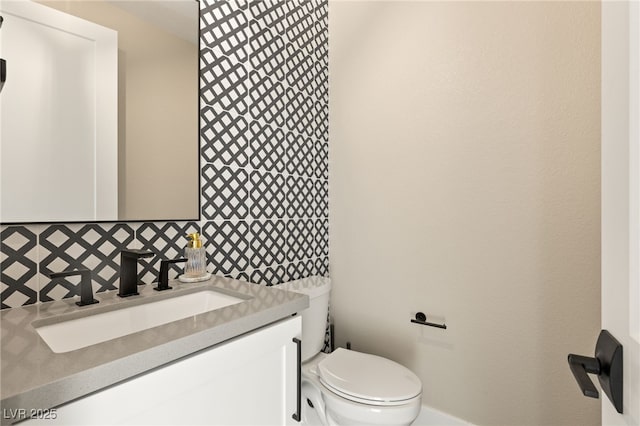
[199,0,329,287]
[0,222,201,308]
[1,226,38,309]
[0,0,328,309]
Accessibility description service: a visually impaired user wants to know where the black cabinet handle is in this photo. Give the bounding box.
[1,58,6,93]
[292,337,302,422]
[568,329,623,413]
[0,15,4,91]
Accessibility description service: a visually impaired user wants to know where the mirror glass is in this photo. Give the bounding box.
[0,0,199,223]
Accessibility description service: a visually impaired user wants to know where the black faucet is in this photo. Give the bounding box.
[49,268,98,306]
[119,249,155,298]
[154,258,187,291]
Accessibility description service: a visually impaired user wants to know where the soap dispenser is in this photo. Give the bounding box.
[184,232,206,278]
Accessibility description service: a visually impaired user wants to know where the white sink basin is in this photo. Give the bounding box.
[35,290,245,353]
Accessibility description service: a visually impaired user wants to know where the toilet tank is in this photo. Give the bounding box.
[275,276,331,362]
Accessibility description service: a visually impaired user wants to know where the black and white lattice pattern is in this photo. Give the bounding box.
[315,142,329,180]
[136,222,201,283]
[249,0,287,36]
[250,170,287,219]
[287,46,316,97]
[287,1,317,58]
[314,219,329,257]
[249,71,287,127]
[201,107,250,167]
[322,304,332,353]
[250,219,287,269]
[286,258,316,282]
[315,0,328,33]
[314,63,328,106]
[315,20,328,68]
[287,175,316,219]
[249,19,287,81]
[39,224,135,302]
[200,49,249,115]
[286,88,315,138]
[314,179,328,218]
[200,0,248,63]
[316,256,329,277]
[314,101,329,142]
[250,121,287,173]
[286,132,315,177]
[286,219,315,262]
[202,221,251,276]
[250,264,288,286]
[201,164,250,221]
[1,227,38,308]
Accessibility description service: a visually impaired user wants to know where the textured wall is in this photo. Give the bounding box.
[329,2,600,425]
[1,0,329,309]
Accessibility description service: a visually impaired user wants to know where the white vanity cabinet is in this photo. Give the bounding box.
[24,316,302,425]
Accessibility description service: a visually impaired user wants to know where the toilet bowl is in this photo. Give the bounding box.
[276,277,422,426]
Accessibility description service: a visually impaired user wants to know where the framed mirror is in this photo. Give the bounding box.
[0,0,200,223]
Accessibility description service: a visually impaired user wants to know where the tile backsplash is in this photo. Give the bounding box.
[1,0,329,309]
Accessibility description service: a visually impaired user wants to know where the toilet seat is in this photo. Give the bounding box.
[317,348,422,407]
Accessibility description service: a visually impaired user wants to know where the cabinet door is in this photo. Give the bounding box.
[24,316,302,425]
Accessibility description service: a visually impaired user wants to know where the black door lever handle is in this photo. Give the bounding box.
[568,330,623,414]
[568,354,600,398]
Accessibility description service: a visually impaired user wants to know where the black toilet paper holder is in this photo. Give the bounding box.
[410,312,447,329]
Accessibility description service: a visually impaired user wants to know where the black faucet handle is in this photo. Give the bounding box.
[49,268,98,307]
[50,268,90,279]
[121,249,155,259]
[155,258,187,291]
[118,249,155,298]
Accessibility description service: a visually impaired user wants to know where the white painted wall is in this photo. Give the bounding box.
[329,2,601,425]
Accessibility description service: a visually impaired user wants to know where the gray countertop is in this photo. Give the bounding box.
[0,276,308,424]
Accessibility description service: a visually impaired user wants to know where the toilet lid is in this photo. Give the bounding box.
[317,348,422,406]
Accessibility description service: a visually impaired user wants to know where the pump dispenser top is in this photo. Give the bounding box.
[187,232,203,249]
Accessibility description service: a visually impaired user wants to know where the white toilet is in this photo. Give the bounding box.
[276,276,422,426]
